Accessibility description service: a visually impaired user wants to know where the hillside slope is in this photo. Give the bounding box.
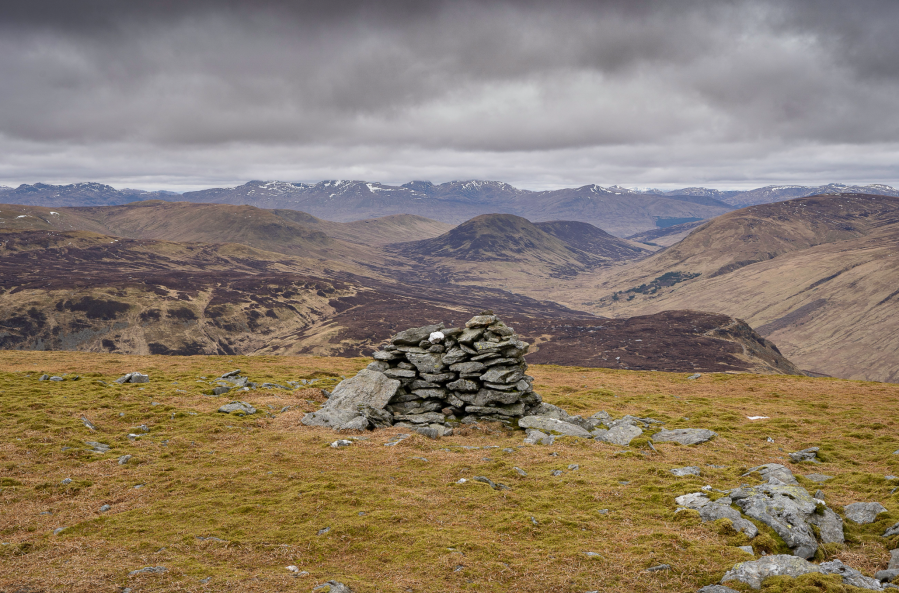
[580,194,899,381]
[272,210,453,245]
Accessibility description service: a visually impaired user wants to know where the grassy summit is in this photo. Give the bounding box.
[1,351,897,592]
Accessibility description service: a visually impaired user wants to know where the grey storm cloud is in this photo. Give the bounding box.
[1,0,898,189]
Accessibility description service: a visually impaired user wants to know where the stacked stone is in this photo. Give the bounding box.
[366,313,542,429]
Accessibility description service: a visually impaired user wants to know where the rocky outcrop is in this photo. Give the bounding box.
[721,555,891,590]
[730,477,844,559]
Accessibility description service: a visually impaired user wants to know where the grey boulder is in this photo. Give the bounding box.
[885,522,899,537]
[302,369,400,431]
[518,416,591,438]
[844,502,888,524]
[312,581,354,593]
[652,428,716,445]
[721,554,823,589]
[789,447,820,463]
[217,401,256,415]
[875,569,899,584]
[596,424,642,446]
[115,372,149,384]
[742,463,798,485]
[523,428,554,445]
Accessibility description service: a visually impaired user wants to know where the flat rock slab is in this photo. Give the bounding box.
[326,369,401,411]
[844,502,888,524]
[217,401,256,415]
[721,555,823,589]
[518,416,591,438]
[671,466,701,477]
[597,424,642,446]
[652,428,716,445]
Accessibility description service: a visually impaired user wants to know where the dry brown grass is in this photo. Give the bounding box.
[0,352,897,592]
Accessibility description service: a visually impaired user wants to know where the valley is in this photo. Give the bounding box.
[2,190,898,383]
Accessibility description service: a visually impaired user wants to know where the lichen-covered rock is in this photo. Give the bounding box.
[675,492,758,538]
[788,447,820,463]
[518,416,592,437]
[730,479,843,558]
[217,401,256,415]
[819,559,886,590]
[597,424,642,446]
[741,463,798,485]
[721,555,823,589]
[652,428,716,445]
[844,502,888,525]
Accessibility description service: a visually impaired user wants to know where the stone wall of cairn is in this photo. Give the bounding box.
[369,313,542,431]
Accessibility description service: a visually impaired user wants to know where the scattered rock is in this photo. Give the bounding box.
[49,376,64,381]
[38,374,49,381]
[513,467,527,476]
[805,473,832,483]
[317,527,331,535]
[741,463,798,485]
[671,466,701,477]
[53,527,66,535]
[212,386,231,396]
[646,564,671,572]
[84,441,110,454]
[738,546,754,555]
[118,455,132,465]
[127,566,167,577]
[844,502,888,525]
[217,401,256,416]
[80,415,96,431]
[698,586,739,593]
[312,581,353,593]
[330,440,353,448]
[884,522,899,537]
[60,478,72,485]
[721,555,823,589]
[116,373,149,384]
[473,476,510,490]
[687,373,702,380]
[523,428,554,445]
[99,504,110,513]
[551,470,563,477]
[568,464,579,471]
[788,447,820,463]
[652,428,716,445]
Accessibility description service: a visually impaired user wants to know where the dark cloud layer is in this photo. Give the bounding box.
[1,0,897,190]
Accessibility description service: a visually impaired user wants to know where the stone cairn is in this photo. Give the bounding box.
[301,312,543,437]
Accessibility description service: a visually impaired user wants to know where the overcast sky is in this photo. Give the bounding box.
[1,0,898,191]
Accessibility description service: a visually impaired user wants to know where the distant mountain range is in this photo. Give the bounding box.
[3,179,897,237]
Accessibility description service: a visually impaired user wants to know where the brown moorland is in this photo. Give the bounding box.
[0,351,896,592]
